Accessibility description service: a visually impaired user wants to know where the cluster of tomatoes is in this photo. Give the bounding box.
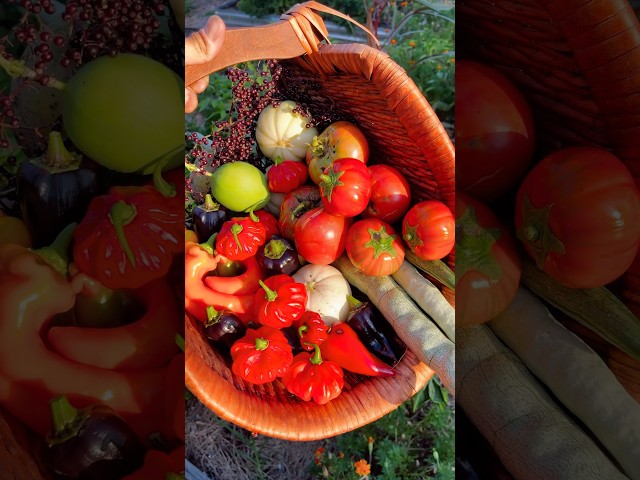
[456,60,640,326]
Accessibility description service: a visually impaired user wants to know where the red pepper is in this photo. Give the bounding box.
[73,185,183,290]
[253,209,280,239]
[47,273,181,371]
[185,236,256,323]
[254,274,307,328]
[122,446,185,480]
[296,311,329,351]
[215,215,267,261]
[0,225,167,439]
[321,323,396,377]
[230,326,293,384]
[203,251,263,295]
[282,343,344,404]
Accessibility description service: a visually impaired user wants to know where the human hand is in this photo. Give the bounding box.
[185,16,226,113]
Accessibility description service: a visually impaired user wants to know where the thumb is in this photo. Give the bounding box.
[185,16,226,66]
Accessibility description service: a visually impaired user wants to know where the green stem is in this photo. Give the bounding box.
[204,194,217,211]
[34,222,76,277]
[152,154,176,198]
[42,132,80,169]
[175,333,185,352]
[231,223,244,250]
[298,325,308,338]
[206,305,220,324]
[199,233,217,256]
[0,54,66,90]
[109,201,137,267]
[259,279,278,302]
[264,238,287,260]
[307,343,323,365]
[346,294,364,310]
[50,395,79,435]
[255,337,269,351]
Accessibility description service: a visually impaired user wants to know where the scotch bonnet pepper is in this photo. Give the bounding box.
[215,215,267,261]
[254,274,307,329]
[230,326,293,384]
[296,311,329,351]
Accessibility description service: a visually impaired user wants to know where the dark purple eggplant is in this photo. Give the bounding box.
[203,306,246,349]
[192,193,227,242]
[346,295,406,366]
[256,235,301,277]
[281,325,304,355]
[17,131,101,247]
[42,396,144,480]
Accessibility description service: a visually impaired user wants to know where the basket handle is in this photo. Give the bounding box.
[185,1,379,88]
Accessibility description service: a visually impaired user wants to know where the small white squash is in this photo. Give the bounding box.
[292,264,351,325]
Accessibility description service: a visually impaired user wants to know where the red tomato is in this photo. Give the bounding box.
[306,121,369,184]
[402,201,455,260]
[278,185,322,240]
[294,207,351,265]
[253,209,279,240]
[515,146,640,288]
[362,164,411,224]
[456,193,521,326]
[320,158,371,218]
[266,158,308,193]
[346,219,405,276]
[456,60,535,202]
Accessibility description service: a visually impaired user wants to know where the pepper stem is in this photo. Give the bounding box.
[33,222,76,277]
[152,155,176,198]
[109,201,137,267]
[231,223,244,250]
[249,210,259,222]
[42,131,80,169]
[307,343,323,365]
[199,233,217,256]
[255,337,269,351]
[298,325,308,338]
[346,295,364,310]
[259,279,278,302]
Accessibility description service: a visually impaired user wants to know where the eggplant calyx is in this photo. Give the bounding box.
[264,238,289,260]
[109,201,138,267]
[33,222,76,277]
[42,132,81,170]
[47,396,90,447]
[203,194,221,212]
[206,305,221,325]
[346,295,365,311]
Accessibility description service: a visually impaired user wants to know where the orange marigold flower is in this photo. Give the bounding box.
[408,40,416,47]
[436,65,442,70]
[450,57,455,63]
[314,447,325,457]
[401,1,409,6]
[354,459,371,476]
[390,38,397,45]
[338,452,345,459]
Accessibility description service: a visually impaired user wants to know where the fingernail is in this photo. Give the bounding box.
[204,16,224,40]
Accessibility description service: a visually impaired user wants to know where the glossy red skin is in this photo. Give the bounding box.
[266,160,308,193]
[456,193,521,327]
[362,164,412,224]
[456,60,535,202]
[306,121,369,185]
[254,209,279,240]
[402,201,455,261]
[282,351,344,404]
[230,326,293,384]
[346,219,405,276]
[320,158,372,218]
[278,185,322,241]
[215,217,267,261]
[515,146,640,288]
[294,206,351,265]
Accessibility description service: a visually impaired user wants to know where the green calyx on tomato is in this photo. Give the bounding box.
[319,168,345,203]
[109,200,138,267]
[364,225,399,259]
[403,223,424,250]
[455,205,503,282]
[516,195,565,270]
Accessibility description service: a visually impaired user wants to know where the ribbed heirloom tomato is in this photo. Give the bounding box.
[320,158,371,218]
[362,164,412,224]
[456,193,521,326]
[515,146,640,288]
[294,207,351,265]
[402,201,455,261]
[346,219,405,276]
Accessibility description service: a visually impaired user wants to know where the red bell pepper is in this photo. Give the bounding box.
[321,323,396,377]
[254,274,307,328]
[73,185,183,290]
[48,273,181,371]
[215,216,267,261]
[0,226,167,440]
[185,236,256,323]
[282,343,344,404]
[230,326,293,384]
[203,251,263,295]
[296,311,329,351]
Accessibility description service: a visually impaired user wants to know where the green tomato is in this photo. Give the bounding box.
[210,162,271,212]
[62,54,183,174]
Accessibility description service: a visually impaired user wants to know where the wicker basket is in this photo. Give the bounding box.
[458,0,640,402]
[185,2,455,441]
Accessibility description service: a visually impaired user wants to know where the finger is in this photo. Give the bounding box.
[185,87,198,114]
[191,76,209,95]
[185,16,226,66]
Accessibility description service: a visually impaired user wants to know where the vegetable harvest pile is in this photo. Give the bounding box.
[456,59,640,479]
[185,62,456,411]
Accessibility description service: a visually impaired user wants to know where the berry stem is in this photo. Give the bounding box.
[0,54,66,90]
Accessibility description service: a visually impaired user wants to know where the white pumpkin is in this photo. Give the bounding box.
[292,264,351,325]
[255,100,318,161]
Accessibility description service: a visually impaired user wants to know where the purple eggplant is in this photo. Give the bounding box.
[256,235,301,277]
[203,305,246,349]
[192,193,227,243]
[17,131,101,247]
[346,295,406,366]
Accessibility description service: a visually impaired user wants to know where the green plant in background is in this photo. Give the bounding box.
[310,377,454,480]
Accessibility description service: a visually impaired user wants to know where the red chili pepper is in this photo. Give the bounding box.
[230,326,293,384]
[321,323,396,377]
[282,343,344,404]
[296,311,329,351]
[73,185,183,290]
[185,236,256,323]
[215,216,267,261]
[254,274,307,328]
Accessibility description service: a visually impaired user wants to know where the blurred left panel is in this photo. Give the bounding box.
[0,1,186,478]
